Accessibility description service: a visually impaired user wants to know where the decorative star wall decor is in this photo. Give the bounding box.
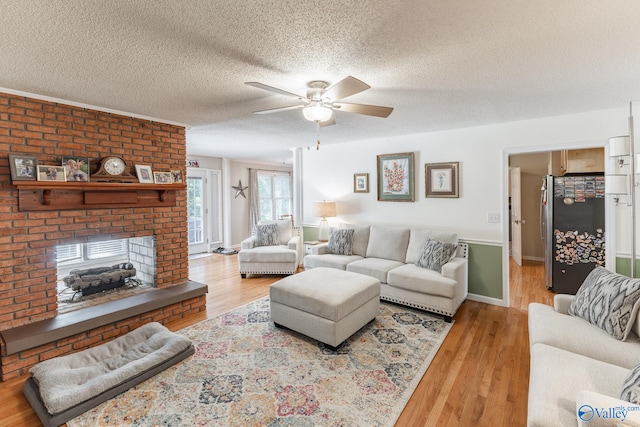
[232,179,248,198]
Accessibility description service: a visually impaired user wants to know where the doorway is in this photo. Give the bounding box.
[187,168,223,255]
[504,144,612,307]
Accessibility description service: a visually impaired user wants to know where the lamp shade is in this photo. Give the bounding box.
[303,105,333,122]
[605,174,629,195]
[313,201,337,218]
[609,136,630,157]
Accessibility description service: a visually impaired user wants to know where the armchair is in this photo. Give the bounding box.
[238,219,301,278]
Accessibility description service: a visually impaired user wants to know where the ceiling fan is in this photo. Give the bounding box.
[244,76,393,127]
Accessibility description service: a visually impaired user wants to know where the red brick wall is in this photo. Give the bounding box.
[0,92,203,379]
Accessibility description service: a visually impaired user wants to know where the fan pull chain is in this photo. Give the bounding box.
[316,121,321,150]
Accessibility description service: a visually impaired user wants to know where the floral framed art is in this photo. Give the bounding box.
[377,152,415,202]
[354,173,369,193]
[425,162,459,198]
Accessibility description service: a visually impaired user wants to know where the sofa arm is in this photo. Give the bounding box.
[441,257,468,305]
[287,235,300,251]
[310,243,328,255]
[554,294,575,314]
[241,236,257,250]
[576,390,640,426]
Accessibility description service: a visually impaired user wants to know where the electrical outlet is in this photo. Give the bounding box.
[487,212,500,223]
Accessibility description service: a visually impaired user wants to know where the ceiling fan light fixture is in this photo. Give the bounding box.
[303,104,333,122]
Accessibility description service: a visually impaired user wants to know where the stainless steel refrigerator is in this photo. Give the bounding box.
[540,175,606,294]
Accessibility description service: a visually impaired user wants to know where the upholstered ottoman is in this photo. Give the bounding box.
[270,267,380,348]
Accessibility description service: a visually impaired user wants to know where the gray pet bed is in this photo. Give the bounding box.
[23,322,194,427]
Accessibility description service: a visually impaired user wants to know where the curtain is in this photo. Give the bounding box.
[248,168,260,234]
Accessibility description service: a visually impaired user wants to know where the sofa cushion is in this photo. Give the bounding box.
[365,226,410,263]
[528,302,640,369]
[621,363,640,404]
[528,343,629,427]
[254,223,279,247]
[327,229,354,255]
[405,229,458,264]
[237,245,296,262]
[304,254,364,270]
[568,267,640,340]
[415,237,457,273]
[387,264,457,299]
[339,223,370,257]
[347,257,405,284]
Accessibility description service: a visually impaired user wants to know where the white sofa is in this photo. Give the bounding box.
[303,224,468,322]
[528,294,640,426]
[238,219,301,278]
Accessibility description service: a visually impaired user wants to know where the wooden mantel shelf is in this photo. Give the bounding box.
[15,181,186,211]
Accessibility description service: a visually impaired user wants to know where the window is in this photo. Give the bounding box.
[56,239,128,265]
[258,172,292,221]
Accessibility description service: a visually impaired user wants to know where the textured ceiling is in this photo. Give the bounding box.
[1,1,640,164]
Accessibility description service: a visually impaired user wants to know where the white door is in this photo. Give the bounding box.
[510,167,523,266]
[187,169,208,255]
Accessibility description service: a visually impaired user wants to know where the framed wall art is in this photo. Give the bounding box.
[425,162,459,198]
[354,173,369,193]
[8,154,38,181]
[377,152,415,202]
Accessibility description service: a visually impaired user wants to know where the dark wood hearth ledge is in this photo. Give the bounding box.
[0,281,207,355]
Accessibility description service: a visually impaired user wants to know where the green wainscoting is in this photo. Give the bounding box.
[302,226,504,300]
[615,257,640,278]
[466,242,503,300]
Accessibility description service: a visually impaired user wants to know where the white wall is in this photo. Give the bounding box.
[302,107,630,246]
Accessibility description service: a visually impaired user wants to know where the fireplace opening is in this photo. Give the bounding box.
[56,236,156,314]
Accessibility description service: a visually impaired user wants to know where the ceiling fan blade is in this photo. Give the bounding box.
[333,102,393,118]
[319,117,336,127]
[253,104,305,114]
[322,76,370,101]
[245,82,306,100]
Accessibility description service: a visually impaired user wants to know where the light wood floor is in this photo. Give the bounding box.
[0,255,552,427]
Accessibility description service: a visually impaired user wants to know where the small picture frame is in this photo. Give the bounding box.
[61,156,90,182]
[170,170,184,184]
[425,162,460,198]
[36,165,67,182]
[354,173,369,193]
[377,152,415,202]
[135,165,154,184]
[153,171,172,184]
[8,154,38,181]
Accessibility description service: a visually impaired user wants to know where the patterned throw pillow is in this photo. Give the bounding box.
[568,267,640,341]
[621,363,640,404]
[327,229,354,255]
[254,223,279,247]
[415,237,457,273]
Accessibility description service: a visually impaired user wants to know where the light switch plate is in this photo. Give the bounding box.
[487,212,500,223]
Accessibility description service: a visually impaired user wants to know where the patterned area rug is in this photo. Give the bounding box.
[68,297,452,426]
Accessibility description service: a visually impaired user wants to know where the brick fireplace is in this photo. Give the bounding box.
[0,92,206,380]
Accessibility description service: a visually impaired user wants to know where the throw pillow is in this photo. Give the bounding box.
[254,223,279,247]
[327,229,354,255]
[415,237,457,273]
[568,267,640,341]
[621,363,640,405]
